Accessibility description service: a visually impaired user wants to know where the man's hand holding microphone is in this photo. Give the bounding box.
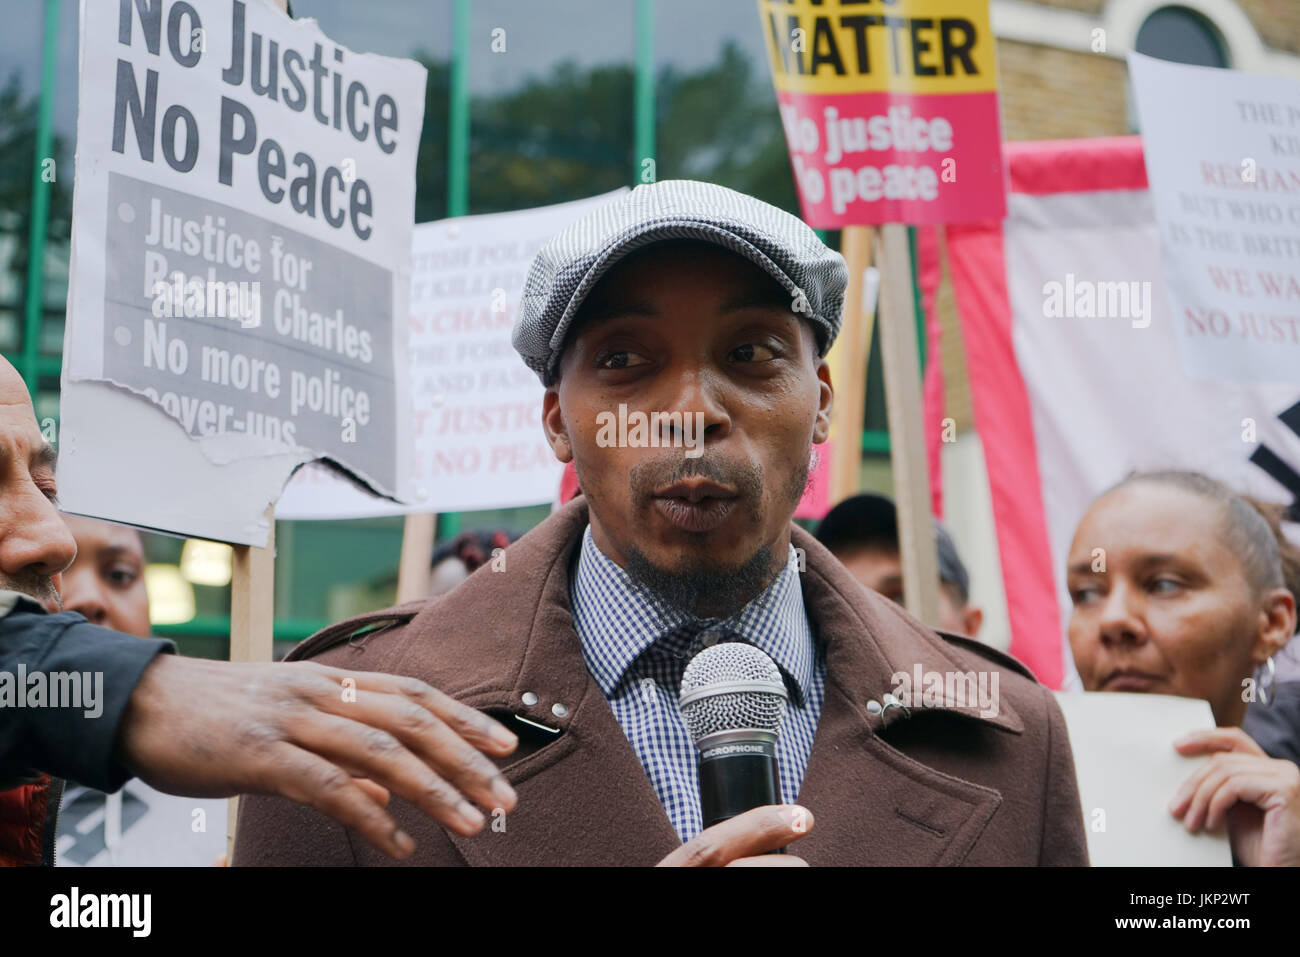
[658,641,812,866]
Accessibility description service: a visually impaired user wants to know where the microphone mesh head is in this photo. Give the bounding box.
[678,642,788,745]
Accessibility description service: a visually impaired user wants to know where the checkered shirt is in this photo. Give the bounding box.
[569,524,825,842]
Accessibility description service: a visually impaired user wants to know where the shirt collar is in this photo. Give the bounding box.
[570,525,816,705]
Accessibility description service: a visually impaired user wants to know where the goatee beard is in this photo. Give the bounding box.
[590,443,816,619]
[623,543,780,620]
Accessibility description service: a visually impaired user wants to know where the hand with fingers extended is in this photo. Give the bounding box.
[113,655,519,860]
[656,805,814,867]
[1170,726,1300,867]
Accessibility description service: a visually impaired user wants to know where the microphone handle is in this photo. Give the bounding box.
[698,749,781,830]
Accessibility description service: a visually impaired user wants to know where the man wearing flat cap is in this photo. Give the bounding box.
[234,181,1088,866]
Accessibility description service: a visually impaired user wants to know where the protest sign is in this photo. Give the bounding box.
[947,137,1300,687]
[756,0,1006,622]
[1130,53,1300,385]
[756,0,1006,228]
[276,190,626,520]
[58,0,425,546]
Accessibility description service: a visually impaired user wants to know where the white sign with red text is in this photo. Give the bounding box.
[1131,53,1300,384]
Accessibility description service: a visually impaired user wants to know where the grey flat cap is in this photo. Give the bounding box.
[513,179,848,385]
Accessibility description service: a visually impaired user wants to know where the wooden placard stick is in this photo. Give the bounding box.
[226,504,277,861]
[827,225,876,504]
[876,223,940,626]
[396,512,438,603]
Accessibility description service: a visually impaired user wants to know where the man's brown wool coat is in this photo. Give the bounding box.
[233,498,1089,866]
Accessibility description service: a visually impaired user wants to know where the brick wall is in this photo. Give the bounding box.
[1013,0,1300,60]
[1236,0,1300,55]
[998,41,1131,141]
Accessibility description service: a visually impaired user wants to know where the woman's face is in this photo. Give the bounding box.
[1066,483,1275,726]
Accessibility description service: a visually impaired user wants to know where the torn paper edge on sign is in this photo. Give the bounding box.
[55,377,400,547]
[68,371,406,505]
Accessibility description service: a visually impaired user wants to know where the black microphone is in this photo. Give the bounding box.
[679,642,788,829]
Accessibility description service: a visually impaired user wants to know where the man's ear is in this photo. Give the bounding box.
[1254,587,1297,662]
[542,388,572,463]
[812,358,833,444]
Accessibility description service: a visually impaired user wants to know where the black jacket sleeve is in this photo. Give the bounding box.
[0,598,174,792]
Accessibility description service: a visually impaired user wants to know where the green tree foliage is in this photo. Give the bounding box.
[413,55,451,224]
[655,41,798,214]
[468,60,635,214]
[426,40,799,216]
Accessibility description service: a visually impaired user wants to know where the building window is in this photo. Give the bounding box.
[1135,6,1229,68]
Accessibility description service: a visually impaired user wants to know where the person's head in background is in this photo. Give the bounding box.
[814,493,983,638]
[0,357,75,613]
[428,529,518,598]
[1067,470,1297,726]
[59,515,152,639]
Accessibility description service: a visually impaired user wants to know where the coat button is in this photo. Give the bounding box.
[552,703,568,717]
[521,691,539,706]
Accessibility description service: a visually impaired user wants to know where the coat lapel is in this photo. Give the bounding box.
[431,502,680,866]
[792,526,1016,866]
[794,676,1004,866]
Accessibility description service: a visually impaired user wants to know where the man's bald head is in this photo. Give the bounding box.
[0,357,76,611]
